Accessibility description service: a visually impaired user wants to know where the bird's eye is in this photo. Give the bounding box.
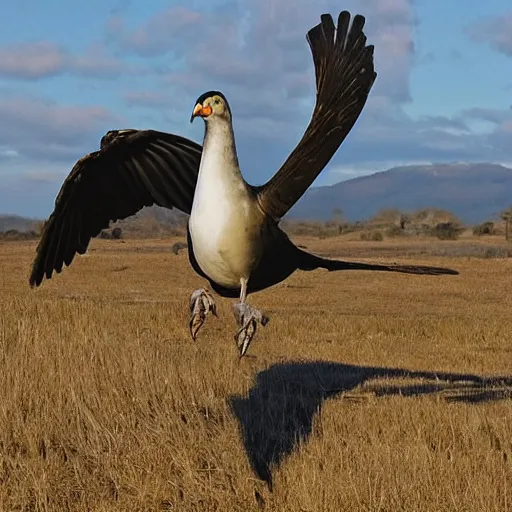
[214,99,220,105]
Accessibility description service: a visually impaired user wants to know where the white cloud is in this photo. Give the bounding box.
[466,10,512,57]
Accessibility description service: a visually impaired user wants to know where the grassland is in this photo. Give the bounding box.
[0,236,511,511]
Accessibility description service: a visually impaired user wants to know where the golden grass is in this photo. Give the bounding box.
[0,237,511,511]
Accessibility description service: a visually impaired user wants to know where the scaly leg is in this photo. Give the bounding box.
[189,288,217,340]
[232,279,269,357]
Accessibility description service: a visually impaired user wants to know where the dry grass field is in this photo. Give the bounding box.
[0,236,511,511]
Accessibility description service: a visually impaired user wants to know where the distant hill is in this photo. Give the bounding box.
[0,206,188,238]
[288,163,512,224]
[0,214,40,232]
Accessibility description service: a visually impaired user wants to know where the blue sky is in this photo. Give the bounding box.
[1,0,511,218]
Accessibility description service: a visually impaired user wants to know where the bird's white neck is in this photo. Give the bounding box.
[191,119,247,212]
[200,119,241,180]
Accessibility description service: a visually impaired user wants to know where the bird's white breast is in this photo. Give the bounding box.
[189,136,261,288]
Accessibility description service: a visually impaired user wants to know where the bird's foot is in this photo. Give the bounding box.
[189,288,217,340]
[232,302,269,357]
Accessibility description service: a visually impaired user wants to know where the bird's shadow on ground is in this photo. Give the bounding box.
[228,360,512,489]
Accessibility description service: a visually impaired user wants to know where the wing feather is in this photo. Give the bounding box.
[29,130,202,287]
[145,147,192,209]
[256,11,376,220]
[147,154,189,212]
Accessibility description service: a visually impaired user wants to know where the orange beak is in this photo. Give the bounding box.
[190,103,213,122]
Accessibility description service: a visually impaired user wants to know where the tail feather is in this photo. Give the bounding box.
[297,250,459,276]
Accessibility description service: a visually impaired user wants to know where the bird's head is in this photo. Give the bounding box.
[190,90,231,124]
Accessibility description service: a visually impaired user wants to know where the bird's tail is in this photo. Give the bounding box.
[296,249,459,276]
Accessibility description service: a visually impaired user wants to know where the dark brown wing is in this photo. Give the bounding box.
[256,11,376,220]
[29,129,202,287]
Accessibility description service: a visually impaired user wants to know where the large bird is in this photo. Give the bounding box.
[29,11,458,356]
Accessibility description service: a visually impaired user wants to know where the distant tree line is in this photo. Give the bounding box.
[280,206,512,242]
[2,205,512,243]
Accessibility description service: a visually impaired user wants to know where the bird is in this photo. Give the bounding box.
[29,11,459,357]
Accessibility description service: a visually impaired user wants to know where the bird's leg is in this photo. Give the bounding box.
[189,288,217,340]
[232,278,269,357]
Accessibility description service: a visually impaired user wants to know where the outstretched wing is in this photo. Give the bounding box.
[29,129,202,287]
[256,11,376,220]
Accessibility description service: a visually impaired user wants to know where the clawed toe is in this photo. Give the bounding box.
[187,290,268,356]
[232,302,269,357]
[189,288,217,340]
